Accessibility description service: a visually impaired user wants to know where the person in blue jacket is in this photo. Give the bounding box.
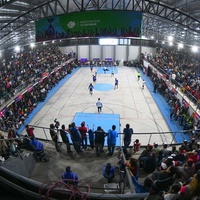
[107,125,118,156]
[30,135,49,162]
[62,166,79,185]
[130,171,153,193]
[103,163,115,183]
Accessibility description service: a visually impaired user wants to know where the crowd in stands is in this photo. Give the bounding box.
[2,43,200,198]
[148,48,200,105]
[122,139,200,199]
[141,48,200,136]
[0,45,76,133]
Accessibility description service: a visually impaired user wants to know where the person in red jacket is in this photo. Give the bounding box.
[25,124,34,136]
[78,122,88,150]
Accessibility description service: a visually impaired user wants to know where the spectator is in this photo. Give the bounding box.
[125,157,139,179]
[70,122,82,154]
[60,124,72,153]
[130,170,153,193]
[133,139,141,153]
[30,135,49,162]
[0,133,10,160]
[123,123,133,152]
[177,158,195,183]
[163,183,181,200]
[180,169,200,199]
[25,124,35,137]
[88,126,95,150]
[107,125,118,156]
[62,166,78,185]
[94,126,106,156]
[103,163,115,183]
[49,123,61,152]
[78,121,88,151]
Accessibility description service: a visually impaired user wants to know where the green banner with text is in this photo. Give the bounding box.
[35,11,142,42]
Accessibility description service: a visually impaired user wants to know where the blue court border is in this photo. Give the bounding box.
[137,67,191,143]
[18,68,79,134]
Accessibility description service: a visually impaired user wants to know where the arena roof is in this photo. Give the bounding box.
[0,0,200,50]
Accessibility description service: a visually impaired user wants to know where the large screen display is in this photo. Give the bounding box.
[99,38,118,45]
[35,11,142,42]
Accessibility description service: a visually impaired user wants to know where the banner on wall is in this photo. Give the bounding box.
[15,94,23,102]
[35,11,142,42]
[0,107,7,117]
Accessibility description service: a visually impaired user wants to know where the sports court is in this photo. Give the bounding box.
[20,65,190,145]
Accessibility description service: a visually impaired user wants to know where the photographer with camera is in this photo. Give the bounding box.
[54,118,60,129]
[49,121,61,152]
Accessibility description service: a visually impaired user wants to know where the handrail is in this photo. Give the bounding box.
[120,146,135,194]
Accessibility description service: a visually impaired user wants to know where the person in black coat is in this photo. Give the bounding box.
[60,124,72,153]
[94,126,106,156]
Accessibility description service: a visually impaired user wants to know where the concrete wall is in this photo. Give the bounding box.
[59,45,155,62]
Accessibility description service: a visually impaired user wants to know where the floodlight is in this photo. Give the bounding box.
[178,43,184,49]
[15,46,20,52]
[30,43,35,48]
[192,45,198,52]
[167,36,173,42]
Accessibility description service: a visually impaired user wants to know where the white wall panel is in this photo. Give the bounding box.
[78,45,89,60]
[58,46,76,55]
[90,45,102,60]
[102,46,115,60]
[141,47,156,57]
[128,46,140,60]
[115,46,127,61]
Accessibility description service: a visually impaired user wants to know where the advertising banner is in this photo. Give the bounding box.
[35,11,142,42]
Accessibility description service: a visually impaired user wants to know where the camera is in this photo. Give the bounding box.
[54,118,60,129]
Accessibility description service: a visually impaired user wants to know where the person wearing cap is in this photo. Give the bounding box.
[96,98,103,113]
[103,163,115,183]
[62,166,78,185]
[177,158,195,183]
[78,121,88,151]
